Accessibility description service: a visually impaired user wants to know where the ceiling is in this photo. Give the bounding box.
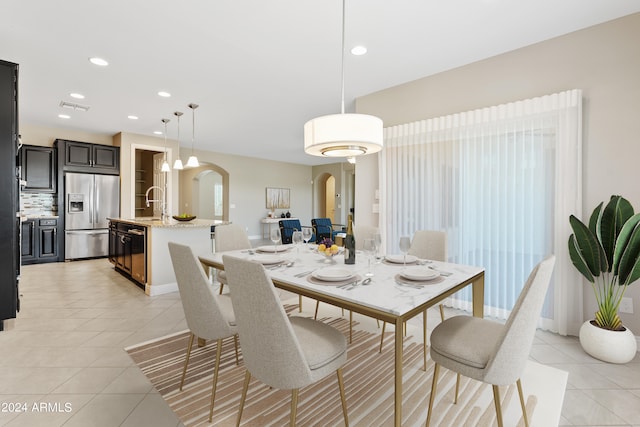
[2,1,640,166]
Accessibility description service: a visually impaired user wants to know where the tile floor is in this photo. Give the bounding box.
[1,255,639,426]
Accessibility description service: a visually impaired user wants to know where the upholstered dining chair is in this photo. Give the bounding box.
[380,230,448,362]
[222,254,349,427]
[278,219,302,244]
[167,242,239,423]
[425,255,556,427]
[311,217,344,243]
[353,224,379,250]
[213,223,251,294]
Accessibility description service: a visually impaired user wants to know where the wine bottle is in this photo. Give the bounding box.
[344,215,356,265]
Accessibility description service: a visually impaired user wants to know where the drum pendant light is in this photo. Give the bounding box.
[186,103,200,167]
[304,0,383,157]
[172,111,184,170]
[161,118,171,172]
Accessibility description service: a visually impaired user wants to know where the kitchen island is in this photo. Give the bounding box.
[108,217,228,296]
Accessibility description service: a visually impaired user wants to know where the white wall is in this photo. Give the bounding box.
[355,13,640,334]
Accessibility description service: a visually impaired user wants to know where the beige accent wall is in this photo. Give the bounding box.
[355,13,640,335]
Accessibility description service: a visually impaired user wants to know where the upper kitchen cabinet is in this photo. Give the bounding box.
[55,139,119,175]
[20,145,56,193]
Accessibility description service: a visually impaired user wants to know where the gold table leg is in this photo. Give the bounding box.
[394,316,403,426]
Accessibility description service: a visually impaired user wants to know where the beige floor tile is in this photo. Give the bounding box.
[0,367,81,394]
[119,393,182,427]
[580,388,640,425]
[101,367,154,394]
[61,394,146,427]
[50,367,126,394]
[562,389,628,425]
[3,394,93,427]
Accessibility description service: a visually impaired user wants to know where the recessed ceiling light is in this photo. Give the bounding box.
[153,131,163,135]
[58,114,71,119]
[70,93,85,99]
[351,45,367,56]
[89,57,109,66]
[127,115,139,120]
[157,91,171,98]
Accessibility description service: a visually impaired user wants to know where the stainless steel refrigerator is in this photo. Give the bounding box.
[65,172,119,259]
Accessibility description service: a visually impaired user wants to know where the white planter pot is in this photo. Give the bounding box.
[579,320,637,364]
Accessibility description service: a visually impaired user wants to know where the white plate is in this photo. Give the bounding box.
[385,254,418,264]
[256,245,290,253]
[253,255,284,265]
[312,267,354,282]
[400,266,439,281]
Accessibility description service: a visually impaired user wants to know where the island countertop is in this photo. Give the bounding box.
[108,217,229,228]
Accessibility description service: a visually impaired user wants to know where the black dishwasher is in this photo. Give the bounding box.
[128,225,146,286]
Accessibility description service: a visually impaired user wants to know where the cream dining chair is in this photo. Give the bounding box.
[380,230,448,369]
[425,255,556,427]
[167,242,239,423]
[222,254,349,427]
[213,223,251,294]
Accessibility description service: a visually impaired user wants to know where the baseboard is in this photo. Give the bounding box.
[146,281,178,296]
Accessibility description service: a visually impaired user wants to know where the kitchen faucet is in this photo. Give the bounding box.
[144,185,167,220]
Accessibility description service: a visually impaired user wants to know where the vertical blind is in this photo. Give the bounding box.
[379,90,584,334]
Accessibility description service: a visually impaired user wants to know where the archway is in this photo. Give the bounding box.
[178,163,229,221]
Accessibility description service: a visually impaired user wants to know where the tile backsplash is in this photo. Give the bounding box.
[20,192,58,216]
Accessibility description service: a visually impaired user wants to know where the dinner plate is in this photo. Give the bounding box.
[400,266,439,281]
[253,255,284,265]
[312,267,355,282]
[385,254,418,264]
[256,245,290,253]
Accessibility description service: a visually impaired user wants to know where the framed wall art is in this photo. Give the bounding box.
[266,187,290,209]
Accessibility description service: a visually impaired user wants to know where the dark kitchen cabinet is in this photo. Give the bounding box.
[20,144,56,193]
[20,220,36,263]
[0,60,20,329]
[55,139,119,175]
[38,218,58,260]
[21,218,59,265]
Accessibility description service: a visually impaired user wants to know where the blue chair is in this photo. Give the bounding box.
[278,219,301,244]
[311,218,344,243]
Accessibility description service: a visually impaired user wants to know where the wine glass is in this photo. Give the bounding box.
[373,233,382,263]
[270,228,281,253]
[302,228,312,247]
[363,238,376,277]
[292,230,303,255]
[399,236,411,267]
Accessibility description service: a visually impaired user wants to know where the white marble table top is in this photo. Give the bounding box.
[199,244,484,318]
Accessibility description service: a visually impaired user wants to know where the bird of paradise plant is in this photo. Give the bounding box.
[568,195,640,330]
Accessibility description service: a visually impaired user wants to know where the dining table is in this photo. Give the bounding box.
[198,243,485,427]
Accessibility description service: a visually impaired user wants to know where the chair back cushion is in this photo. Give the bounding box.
[279,219,302,244]
[353,224,378,250]
[214,223,251,252]
[407,230,447,261]
[312,218,334,242]
[484,255,556,384]
[168,242,235,340]
[222,255,314,389]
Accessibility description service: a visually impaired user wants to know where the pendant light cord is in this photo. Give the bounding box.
[340,0,346,115]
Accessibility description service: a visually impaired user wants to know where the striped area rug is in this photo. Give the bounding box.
[126,307,566,426]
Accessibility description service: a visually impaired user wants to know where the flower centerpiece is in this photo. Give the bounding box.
[318,238,340,261]
[568,195,640,363]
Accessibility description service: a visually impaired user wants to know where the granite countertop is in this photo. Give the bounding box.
[109,217,229,228]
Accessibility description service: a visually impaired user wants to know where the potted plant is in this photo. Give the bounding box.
[568,195,640,363]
